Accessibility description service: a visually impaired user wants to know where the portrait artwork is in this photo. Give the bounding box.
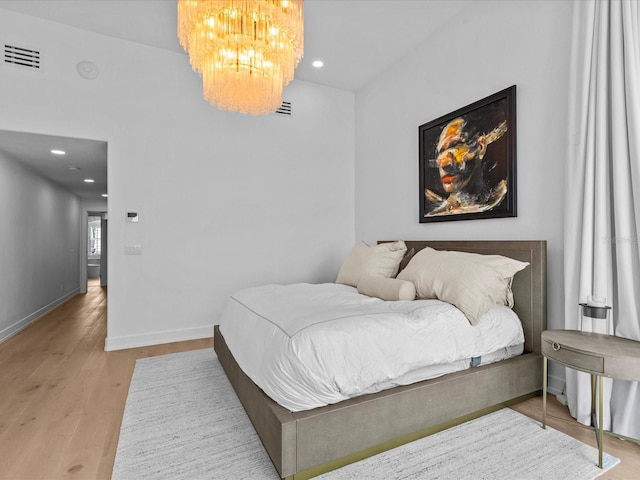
[419,86,516,222]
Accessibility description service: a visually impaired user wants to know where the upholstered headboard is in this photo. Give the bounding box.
[379,240,547,354]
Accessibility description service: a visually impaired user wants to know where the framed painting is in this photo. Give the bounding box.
[418,85,516,222]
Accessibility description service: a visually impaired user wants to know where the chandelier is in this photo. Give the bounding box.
[177,0,304,115]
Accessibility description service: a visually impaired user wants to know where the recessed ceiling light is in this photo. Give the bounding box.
[312,60,324,68]
[101,193,108,197]
[84,178,95,183]
[51,149,66,155]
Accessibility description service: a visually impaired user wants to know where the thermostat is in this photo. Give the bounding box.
[126,212,139,223]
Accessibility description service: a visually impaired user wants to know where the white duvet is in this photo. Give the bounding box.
[219,283,524,412]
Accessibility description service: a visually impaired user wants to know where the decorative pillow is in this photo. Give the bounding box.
[336,241,407,287]
[357,275,416,301]
[396,247,529,325]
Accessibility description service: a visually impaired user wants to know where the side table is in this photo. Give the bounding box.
[541,329,640,468]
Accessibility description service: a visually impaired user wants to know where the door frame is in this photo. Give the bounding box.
[81,210,108,292]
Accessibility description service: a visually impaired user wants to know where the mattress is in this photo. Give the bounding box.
[218,283,524,412]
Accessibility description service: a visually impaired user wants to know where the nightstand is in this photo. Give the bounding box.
[541,329,640,468]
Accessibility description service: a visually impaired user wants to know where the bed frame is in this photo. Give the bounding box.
[214,240,547,479]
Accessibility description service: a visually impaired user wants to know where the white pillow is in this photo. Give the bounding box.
[357,275,416,301]
[397,247,528,325]
[336,241,407,287]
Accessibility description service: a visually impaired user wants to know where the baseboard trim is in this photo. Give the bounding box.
[104,325,213,351]
[0,289,80,344]
[547,373,564,397]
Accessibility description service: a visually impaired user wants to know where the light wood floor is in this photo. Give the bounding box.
[0,284,638,479]
[0,283,212,479]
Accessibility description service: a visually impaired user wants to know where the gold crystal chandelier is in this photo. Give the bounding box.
[177,0,304,115]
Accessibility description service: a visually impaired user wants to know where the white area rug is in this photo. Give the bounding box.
[112,349,619,480]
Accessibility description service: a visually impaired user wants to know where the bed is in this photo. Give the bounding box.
[214,240,547,479]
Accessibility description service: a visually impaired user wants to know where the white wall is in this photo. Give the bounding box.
[0,10,355,350]
[354,0,573,391]
[0,149,81,342]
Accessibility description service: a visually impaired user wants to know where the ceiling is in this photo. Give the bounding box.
[0,0,472,199]
[0,130,107,200]
[0,0,472,92]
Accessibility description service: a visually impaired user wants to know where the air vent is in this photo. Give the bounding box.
[4,44,40,69]
[273,101,292,117]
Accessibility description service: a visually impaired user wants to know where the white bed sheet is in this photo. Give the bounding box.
[219,283,524,412]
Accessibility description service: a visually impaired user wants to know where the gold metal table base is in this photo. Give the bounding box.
[542,357,604,468]
[541,329,640,469]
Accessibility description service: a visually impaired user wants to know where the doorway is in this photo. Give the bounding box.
[87,211,108,288]
[0,130,108,343]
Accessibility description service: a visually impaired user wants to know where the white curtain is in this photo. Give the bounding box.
[564,0,640,438]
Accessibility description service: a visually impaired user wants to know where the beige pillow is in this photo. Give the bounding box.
[357,275,416,301]
[336,241,407,287]
[397,247,529,325]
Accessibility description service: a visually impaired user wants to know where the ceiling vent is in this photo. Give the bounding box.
[273,101,292,117]
[4,44,40,70]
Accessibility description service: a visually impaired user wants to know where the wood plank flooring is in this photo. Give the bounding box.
[0,283,212,479]
[0,283,637,479]
[511,397,639,479]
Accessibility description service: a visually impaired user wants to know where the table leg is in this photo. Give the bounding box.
[591,374,604,468]
[598,376,604,468]
[591,375,596,421]
[542,356,547,429]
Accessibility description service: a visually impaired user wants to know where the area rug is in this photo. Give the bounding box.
[112,349,619,480]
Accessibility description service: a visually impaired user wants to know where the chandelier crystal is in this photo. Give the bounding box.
[177,0,304,115]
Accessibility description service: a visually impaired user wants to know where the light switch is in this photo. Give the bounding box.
[124,245,142,255]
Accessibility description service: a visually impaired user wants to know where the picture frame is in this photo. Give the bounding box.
[418,85,516,223]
